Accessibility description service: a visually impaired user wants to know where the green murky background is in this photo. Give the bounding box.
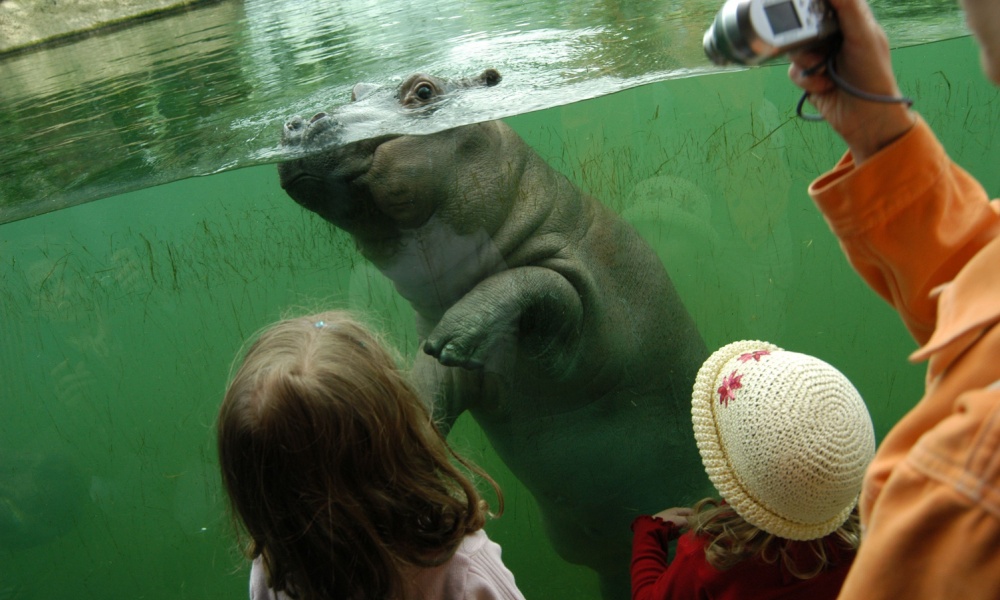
[1,27,997,600]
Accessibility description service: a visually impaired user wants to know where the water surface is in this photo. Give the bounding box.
[0,0,967,223]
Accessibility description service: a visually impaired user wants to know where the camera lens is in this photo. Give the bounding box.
[703,24,726,65]
[705,16,736,66]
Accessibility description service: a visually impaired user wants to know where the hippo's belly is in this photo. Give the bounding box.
[380,216,505,324]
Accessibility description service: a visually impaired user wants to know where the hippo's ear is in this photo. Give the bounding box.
[476,69,501,87]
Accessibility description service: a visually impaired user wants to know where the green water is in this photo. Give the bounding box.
[1,35,996,599]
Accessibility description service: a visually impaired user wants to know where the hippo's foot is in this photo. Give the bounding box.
[423,313,518,371]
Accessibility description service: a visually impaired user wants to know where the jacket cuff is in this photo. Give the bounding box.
[808,116,947,239]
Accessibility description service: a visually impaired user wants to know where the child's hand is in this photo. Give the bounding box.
[653,507,693,530]
[788,0,914,163]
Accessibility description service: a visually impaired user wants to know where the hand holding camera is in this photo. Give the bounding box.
[703,0,840,66]
[705,0,915,161]
[786,0,915,160]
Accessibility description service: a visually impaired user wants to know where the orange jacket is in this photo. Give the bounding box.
[809,116,1000,599]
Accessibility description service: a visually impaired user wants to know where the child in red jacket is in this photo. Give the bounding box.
[631,340,876,600]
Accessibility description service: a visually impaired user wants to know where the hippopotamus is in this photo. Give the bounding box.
[277,70,710,599]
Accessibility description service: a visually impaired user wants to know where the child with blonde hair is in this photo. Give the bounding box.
[217,310,525,600]
[631,340,876,599]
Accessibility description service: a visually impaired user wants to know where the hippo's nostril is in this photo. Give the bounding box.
[285,116,305,131]
[310,112,327,124]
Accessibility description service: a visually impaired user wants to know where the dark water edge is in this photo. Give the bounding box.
[0,36,995,599]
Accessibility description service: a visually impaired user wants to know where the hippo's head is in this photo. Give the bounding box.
[277,69,502,241]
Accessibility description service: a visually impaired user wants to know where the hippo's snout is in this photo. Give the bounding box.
[281,116,306,146]
[281,113,341,149]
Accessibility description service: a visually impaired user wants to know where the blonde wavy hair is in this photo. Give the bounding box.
[687,498,861,579]
[217,310,502,600]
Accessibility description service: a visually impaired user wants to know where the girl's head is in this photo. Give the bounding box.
[217,310,498,600]
[688,340,875,572]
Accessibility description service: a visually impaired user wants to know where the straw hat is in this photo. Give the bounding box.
[691,340,876,541]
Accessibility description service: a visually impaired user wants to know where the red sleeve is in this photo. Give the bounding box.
[630,516,706,600]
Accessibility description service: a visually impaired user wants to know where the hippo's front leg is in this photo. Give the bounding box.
[423,266,584,375]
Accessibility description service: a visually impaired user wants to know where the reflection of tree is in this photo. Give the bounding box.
[0,1,250,222]
[562,0,716,78]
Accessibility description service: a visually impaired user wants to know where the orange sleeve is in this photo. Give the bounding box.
[808,117,999,345]
[808,115,1000,600]
[838,377,1000,600]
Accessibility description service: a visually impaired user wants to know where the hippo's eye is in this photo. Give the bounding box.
[415,83,434,101]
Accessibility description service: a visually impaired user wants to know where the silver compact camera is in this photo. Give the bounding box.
[703,0,839,66]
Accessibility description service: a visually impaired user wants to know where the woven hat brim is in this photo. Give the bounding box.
[690,340,861,541]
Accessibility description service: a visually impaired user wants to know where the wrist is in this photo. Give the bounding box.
[632,515,683,541]
[845,106,917,163]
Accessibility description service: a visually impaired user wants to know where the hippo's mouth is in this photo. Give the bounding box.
[278,171,320,190]
[278,131,403,192]
[284,110,401,149]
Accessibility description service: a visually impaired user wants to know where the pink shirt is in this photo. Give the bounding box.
[249,528,526,600]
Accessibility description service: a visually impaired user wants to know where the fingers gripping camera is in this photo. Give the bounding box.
[704,0,840,66]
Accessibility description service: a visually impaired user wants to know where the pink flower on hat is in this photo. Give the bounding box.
[717,370,744,407]
[739,350,771,363]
